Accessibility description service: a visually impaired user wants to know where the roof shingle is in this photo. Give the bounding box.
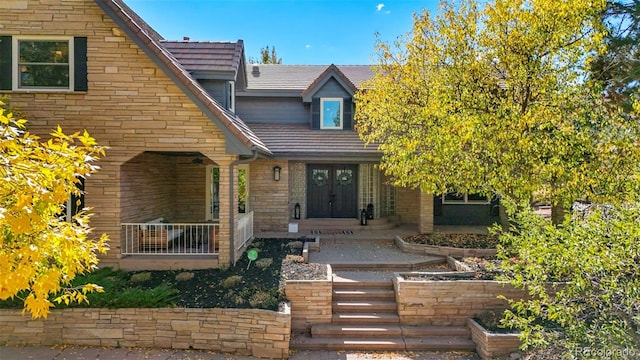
[245,64,373,91]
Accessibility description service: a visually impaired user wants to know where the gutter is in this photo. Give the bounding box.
[229,149,260,265]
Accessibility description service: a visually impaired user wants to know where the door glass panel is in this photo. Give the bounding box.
[312,169,329,186]
[336,169,353,186]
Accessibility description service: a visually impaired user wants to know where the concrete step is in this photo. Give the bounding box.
[312,324,402,338]
[332,313,400,324]
[333,300,397,313]
[290,334,477,352]
[333,288,395,301]
[402,325,470,338]
[332,278,394,289]
[295,217,398,232]
[404,336,476,352]
[290,334,407,351]
[330,261,440,272]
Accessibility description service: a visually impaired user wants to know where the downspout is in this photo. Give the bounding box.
[229,149,259,265]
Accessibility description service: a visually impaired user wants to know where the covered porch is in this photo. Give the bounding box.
[118,151,253,269]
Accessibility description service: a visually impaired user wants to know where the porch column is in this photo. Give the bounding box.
[211,157,234,266]
[419,191,434,233]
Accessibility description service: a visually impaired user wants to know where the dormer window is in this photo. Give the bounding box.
[320,98,343,129]
[227,80,235,112]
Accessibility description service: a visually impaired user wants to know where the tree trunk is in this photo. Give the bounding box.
[551,203,565,225]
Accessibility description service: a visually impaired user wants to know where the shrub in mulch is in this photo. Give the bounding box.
[403,232,499,249]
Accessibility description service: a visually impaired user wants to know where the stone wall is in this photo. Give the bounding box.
[284,265,332,330]
[394,276,527,326]
[0,307,290,359]
[249,160,290,232]
[468,318,522,360]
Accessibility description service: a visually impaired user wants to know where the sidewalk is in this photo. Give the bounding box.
[0,346,479,359]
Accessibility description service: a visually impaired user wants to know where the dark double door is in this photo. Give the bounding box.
[307,164,358,218]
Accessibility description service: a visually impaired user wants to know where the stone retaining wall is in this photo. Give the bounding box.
[395,236,497,257]
[468,318,522,359]
[0,307,290,359]
[284,264,332,330]
[393,275,527,326]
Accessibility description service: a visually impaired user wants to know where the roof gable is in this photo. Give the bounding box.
[94,0,269,156]
[162,40,244,81]
[301,64,357,102]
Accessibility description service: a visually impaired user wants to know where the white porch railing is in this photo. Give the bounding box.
[121,223,219,255]
[236,211,254,251]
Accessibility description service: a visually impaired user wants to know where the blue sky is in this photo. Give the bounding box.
[125,0,440,65]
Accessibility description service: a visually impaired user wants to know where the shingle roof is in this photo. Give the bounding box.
[246,64,374,91]
[95,0,270,156]
[161,41,243,74]
[249,123,380,160]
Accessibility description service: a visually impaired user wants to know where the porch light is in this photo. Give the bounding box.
[273,165,281,181]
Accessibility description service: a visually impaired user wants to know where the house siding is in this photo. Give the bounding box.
[396,187,421,225]
[0,0,237,267]
[199,79,227,108]
[236,96,309,124]
[248,160,290,232]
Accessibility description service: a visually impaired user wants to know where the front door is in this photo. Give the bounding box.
[307,164,358,218]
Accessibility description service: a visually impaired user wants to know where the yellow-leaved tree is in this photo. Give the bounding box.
[356,0,640,221]
[0,98,109,318]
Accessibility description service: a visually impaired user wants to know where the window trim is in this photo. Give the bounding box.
[227,80,235,113]
[442,193,490,205]
[12,35,75,92]
[320,97,343,129]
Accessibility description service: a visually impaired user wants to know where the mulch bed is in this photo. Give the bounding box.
[403,232,499,249]
[130,238,310,311]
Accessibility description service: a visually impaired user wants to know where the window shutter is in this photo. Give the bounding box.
[0,36,12,90]
[343,97,352,129]
[434,195,443,216]
[311,97,320,129]
[74,37,87,91]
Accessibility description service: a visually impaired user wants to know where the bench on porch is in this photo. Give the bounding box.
[138,218,184,250]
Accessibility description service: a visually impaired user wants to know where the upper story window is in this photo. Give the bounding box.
[320,98,343,129]
[14,37,73,90]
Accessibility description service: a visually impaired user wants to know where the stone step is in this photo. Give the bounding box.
[312,324,402,338]
[332,313,400,324]
[332,288,395,301]
[333,300,397,313]
[290,334,477,352]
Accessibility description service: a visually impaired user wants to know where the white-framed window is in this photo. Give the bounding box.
[227,80,235,113]
[320,98,343,129]
[13,36,74,91]
[442,192,490,204]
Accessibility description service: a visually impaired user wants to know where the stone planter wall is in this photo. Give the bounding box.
[395,236,497,257]
[394,274,528,326]
[0,307,290,359]
[284,264,332,330]
[468,318,522,359]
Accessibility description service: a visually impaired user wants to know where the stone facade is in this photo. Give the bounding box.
[393,276,527,326]
[0,307,290,359]
[0,0,238,267]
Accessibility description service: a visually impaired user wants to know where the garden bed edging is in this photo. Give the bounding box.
[393,273,528,326]
[395,235,497,257]
[467,317,522,360]
[0,306,291,359]
[284,264,332,331]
